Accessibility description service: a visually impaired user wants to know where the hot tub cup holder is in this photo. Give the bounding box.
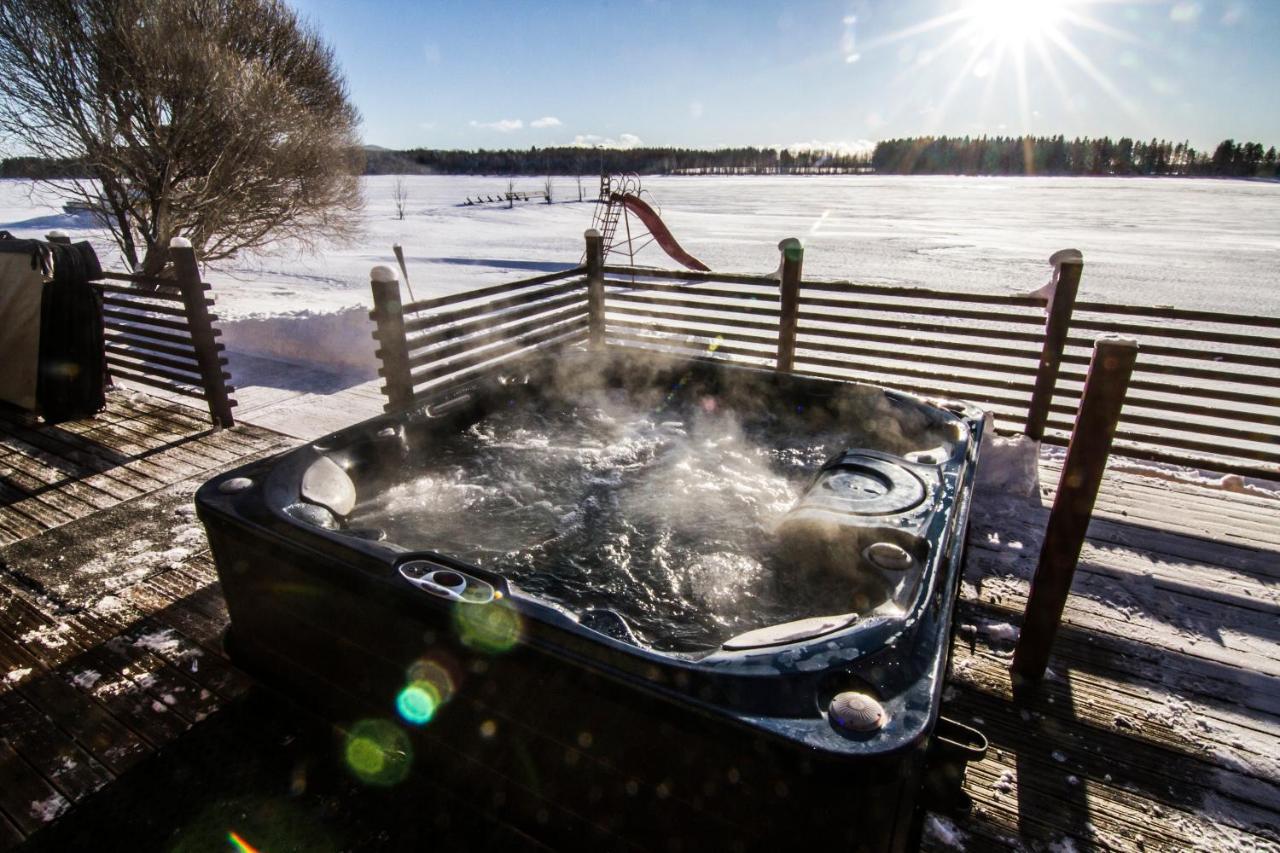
[398,559,495,604]
[923,716,989,814]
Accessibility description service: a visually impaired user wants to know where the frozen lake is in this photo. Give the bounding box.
[2,174,1278,319]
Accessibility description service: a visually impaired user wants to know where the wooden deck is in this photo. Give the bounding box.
[0,391,1276,851]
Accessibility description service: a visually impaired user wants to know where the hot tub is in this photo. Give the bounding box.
[197,349,985,852]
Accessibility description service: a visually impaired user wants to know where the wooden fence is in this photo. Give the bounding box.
[91,242,236,427]
[370,231,1280,482]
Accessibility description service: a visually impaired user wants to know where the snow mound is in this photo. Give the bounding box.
[977,418,1041,501]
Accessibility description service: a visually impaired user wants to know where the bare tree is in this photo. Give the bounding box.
[576,174,584,202]
[0,0,362,275]
[393,177,409,220]
[543,175,553,204]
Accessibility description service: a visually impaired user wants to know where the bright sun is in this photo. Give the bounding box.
[965,0,1070,46]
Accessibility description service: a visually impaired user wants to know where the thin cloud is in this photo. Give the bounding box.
[470,118,523,133]
[783,139,875,157]
[530,116,562,128]
[569,133,643,149]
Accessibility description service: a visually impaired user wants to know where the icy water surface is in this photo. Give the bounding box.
[350,391,870,652]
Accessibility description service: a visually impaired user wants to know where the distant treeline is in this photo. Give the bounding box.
[0,156,91,179]
[871,136,1279,178]
[5,137,1276,180]
[364,146,871,176]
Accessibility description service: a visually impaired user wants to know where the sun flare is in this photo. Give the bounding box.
[965,0,1070,46]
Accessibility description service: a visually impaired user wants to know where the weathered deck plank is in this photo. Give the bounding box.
[925,461,1280,852]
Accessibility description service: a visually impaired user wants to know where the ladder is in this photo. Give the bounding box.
[588,175,623,264]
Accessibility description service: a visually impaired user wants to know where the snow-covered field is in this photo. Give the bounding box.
[3,174,1278,433]
[4,174,1279,318]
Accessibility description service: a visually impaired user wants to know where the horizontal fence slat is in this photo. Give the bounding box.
[799,311,1046,345]
[100,295,189,318]
[798,294,1045,326]
[93,281,187,303]
[607,304,782,336]
[103,308,191,334]
[409,317,589,388]
[408,291,587,352]
[1060,353,1280,389]
[1056,373,1280,409]
[403,280,585,334]
[793,337,1040,378]
[601,265,779,288]
[103,332,200,361]
[407,305,588,370]
[605,317,777,348]
[1048,396,1280,430]
[1039,434,1280,482]
[1073,301,1280,330]
[107,364,206,400]
[1068,317,1279,348]
[797,323,1041,362]
[105,354,214,388]
[604,332,776,365]
[104,343,208,376]
[104,323,201,349]
[1111,412,1277,447]
[793,353,1036,395]
[609,290,782,319]
[1043,419,1280,466]
[402,267,586,315]
[793,360,1030,413]
[603,278,780,302]
[801,279,1048,308]
[406,331,590,402]
[1064,339,1280,370]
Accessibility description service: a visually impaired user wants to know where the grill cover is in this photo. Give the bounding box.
[0,237,106,420]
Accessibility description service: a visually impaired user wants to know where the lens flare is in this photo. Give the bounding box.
[407,657,456,704]
[227,831,260,853]
[343,719,413,786]
[395,681,439,726]
[454,601,521,653]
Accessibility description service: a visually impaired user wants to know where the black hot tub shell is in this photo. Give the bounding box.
[196,350,986,852]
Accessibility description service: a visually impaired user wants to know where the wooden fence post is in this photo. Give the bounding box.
[1012,336,1138,681]
[369,265,415,412]
[585,229,605,350]
[170,239,236,428]
[776,237,803,372]
[1024,249,1083,439]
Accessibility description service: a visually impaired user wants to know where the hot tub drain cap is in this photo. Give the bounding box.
[829,692,886,733]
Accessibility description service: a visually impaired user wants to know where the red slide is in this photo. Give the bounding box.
[613,193,710,272]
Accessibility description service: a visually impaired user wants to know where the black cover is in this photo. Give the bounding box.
[36,241,106,422]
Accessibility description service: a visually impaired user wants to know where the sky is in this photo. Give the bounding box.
[288,0,1280,152]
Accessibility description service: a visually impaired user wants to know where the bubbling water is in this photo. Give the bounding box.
[351,389,866,652]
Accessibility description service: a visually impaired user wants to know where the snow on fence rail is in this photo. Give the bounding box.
[92,242,236,427]
[370,232,1280,482]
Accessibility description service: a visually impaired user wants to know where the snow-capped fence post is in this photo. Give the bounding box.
[1024,249,1083,439]
[1012,336,1138,681]
[171,238,236,428]
[775,238,804,372]
[369,265,415,412]
[585,229,605,350]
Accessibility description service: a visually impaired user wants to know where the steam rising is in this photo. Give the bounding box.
[350,363,944,653]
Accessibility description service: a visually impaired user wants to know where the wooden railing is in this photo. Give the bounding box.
[371,231,1280,482]
[1047,302,1280,480]
[92,241,236,427]
[369,263,591,410]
